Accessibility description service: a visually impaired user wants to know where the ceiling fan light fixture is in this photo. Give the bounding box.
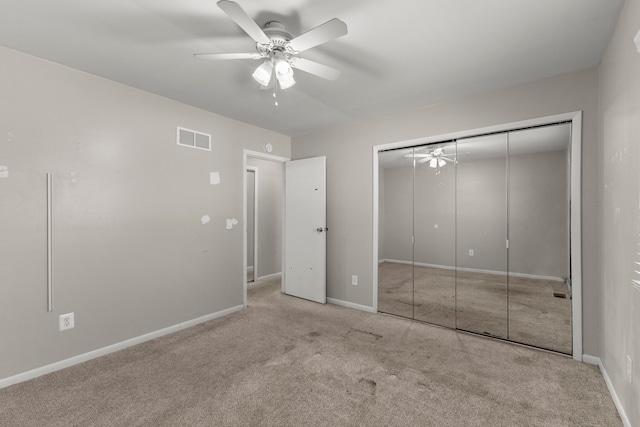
[429,158,438,168]
[252,60,273,86]
[277,75,296,89]
[274,58,295,89]
[438,158,446,167]
[274,57,292,75]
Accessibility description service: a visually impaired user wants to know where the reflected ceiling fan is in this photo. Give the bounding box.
[194,0,348,94]
[405,147,456,173]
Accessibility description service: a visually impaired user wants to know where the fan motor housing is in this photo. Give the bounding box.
[258,21,294,53]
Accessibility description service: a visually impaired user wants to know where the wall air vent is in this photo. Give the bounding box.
[177,127,211,151]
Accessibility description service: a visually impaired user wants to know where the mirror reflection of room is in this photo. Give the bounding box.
[378,122,572,354]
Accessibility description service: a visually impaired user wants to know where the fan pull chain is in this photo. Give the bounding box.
[273,79,279,106]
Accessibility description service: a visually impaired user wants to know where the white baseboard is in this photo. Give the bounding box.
[327,297,376,313]
[582,354,631,427]
[256,272,282,281]
[379,259,565,282]
[582,354,599,365]
[0,304,244,390]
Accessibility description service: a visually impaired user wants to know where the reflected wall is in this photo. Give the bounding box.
[378,123,572,353]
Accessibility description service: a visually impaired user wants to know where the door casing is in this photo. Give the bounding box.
[243,150,289,308]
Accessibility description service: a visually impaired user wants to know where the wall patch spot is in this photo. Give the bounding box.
[210,172,221,185]
[0,165,8,178]
[201,215,211,225]
[226,218,239,229]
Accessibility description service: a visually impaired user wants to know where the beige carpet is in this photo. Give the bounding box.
[0,276,619,426]
[378,262,572,354]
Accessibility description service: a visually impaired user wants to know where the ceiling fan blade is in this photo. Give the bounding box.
[404,153,431,158]
[290,57,341,81]
[287,18,347,52]
[194,52,263,60]
[217,0,271,45]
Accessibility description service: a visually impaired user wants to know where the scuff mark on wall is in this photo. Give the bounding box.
[0,165,8,178]
[201,215,211,225]
[210,172,220,185]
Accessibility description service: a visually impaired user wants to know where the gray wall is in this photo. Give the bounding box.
[456,155,508,273]
[508,150,569,278]
[247,157,283,278]
[292,66,600,355]
[598,0,640,424]
[380,165,414,263]
[0,46,290,380]
[380,150,568,279]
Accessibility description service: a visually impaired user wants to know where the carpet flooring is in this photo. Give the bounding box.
[378,262,572,354]
[0,276,620,426]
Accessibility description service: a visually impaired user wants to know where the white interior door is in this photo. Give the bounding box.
[284,156,326,303]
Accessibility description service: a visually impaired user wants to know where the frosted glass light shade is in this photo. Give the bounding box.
[274,58,295,89]
[252,61,273,86]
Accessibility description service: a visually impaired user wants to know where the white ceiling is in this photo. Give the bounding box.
[0,0,624,137]
[379,122,571,168]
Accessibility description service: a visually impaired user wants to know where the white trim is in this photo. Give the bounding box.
[372,146,380,313]
[244,150,290,163]
[581,354,600,365]
[243,150,289,306]
[255,272,282,282]
[380,259,566,282]
[247,166,258,281]
[0,305,243,390]
[373,111,583,360]
[569,112,583,361]
[327,297,376,313]
[582,355,632,427]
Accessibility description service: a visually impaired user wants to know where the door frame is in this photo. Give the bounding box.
[242,150,289,308]
[372,111,583,361]
[246,166,258,281]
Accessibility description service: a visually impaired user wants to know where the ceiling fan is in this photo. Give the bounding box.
[405,147,456,173]
[194,0,348,92]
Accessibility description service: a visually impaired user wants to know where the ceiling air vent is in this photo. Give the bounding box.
[177,127,211,151]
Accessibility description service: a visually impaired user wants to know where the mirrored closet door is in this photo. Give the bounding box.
[507,125,571,353]
[413,142,457,328]
[377,122,572,354]
[455,134,509,339]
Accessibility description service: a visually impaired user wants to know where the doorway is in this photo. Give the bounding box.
[374,113,582,359]
[243,151,288,307]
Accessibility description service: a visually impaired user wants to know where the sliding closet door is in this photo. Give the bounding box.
[455,135,508,338]
[378,148,415,318]
[413,142,456,327]
[507,124,572,353]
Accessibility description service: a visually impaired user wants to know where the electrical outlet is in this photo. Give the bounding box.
[59,313,74,331]
[469,249,474,256]
[627,355,633,384]
[352,275,358,286]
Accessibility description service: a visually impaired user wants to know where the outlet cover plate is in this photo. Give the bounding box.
[59,313,75,331]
